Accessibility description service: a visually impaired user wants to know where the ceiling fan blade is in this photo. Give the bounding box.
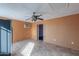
[38,14,42,17]
[37,18,43,20]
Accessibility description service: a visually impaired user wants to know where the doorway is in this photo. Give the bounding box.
[0,19,12,56]
[38,24,43,41]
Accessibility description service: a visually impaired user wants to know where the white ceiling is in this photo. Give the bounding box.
[0,3,79,21]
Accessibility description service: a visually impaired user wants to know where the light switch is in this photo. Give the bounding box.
[71,42,74,45]
[54,39,56,41]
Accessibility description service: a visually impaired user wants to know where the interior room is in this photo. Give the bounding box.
[0,3,79,56]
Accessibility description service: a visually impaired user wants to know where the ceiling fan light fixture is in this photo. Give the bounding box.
[32,19,36,22]
[32,20,35,22]
[25,12,44,23]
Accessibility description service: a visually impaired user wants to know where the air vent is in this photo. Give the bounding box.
[24,22,32,28]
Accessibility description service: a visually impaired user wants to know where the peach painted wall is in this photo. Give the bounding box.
[32,14,79,50]
[32,23,37,40]
[12,20,32,42]
[24,27,32,39]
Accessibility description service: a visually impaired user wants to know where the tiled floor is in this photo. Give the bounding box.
[12,40,79,56]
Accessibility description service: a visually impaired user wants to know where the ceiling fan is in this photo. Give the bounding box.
[25,12,44,22]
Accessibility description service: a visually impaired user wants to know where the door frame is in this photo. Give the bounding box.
[10,20,13,55]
